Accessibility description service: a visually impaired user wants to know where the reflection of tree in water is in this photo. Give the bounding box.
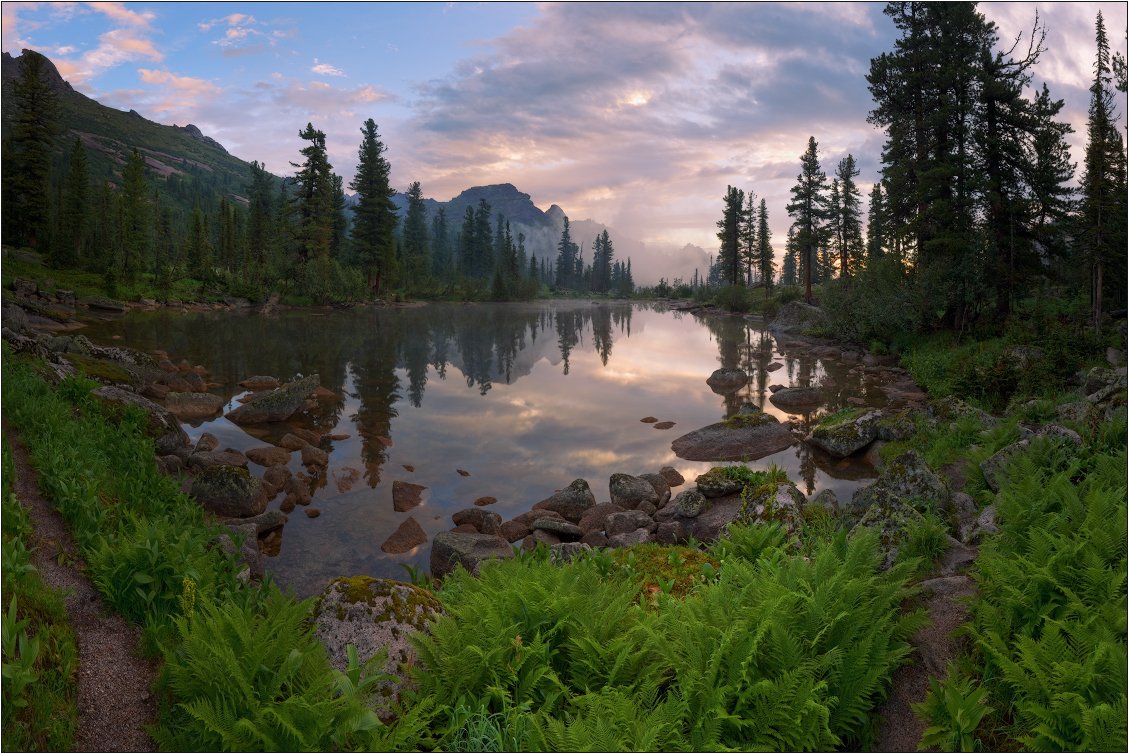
[794,442,819,497]
[555,309,582,376]
[591,306,614,366]
[350,312,402,488]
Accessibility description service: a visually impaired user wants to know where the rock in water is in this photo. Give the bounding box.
[312,576,442,720]
[532,478,597,522]
[806,409,883,458]
[609,473,660,509]
[706,367,748,394]
[671,416,794,462]
[392,481,427,512]
[768,386,823,411]
[164,391,225,421]
[381,517,428,554]
[224,373,320,424]
[190,465,266,518]
[430,531,514,578]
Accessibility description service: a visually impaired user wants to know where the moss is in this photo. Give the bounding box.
[723,411,777,429]
[62,353,138,386]
[611,544,719,603]
[816,407,867,429]
[327,576,441,628]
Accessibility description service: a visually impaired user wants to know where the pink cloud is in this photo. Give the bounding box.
[86,1,154,28]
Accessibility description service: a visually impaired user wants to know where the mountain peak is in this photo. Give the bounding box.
[2,49,74,94]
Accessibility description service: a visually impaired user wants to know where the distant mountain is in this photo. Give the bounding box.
[1,50,259,210]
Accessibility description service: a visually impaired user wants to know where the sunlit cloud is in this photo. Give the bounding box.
[54,28,162,84]
[311,58,346,77]
[87,2,153,29]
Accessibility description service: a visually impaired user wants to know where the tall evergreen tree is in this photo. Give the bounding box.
[740,190,758,285]
[4,50,60,251]
[330,173,348,260]
[348,119,397,292]
[786,136,829,302]
[716,185,745,286]
[431,208,451,279]
[119,148,152,282]
[246,161,274,271]
[834,154,866,278]
[782,229,799,286]
[555,216,579,289]
[401,181,430,286]
[292,123,335,262]
[866,182,888,264]
[1026,84,1075,260]
[1078,10,1128,330]
[57,137,89,268]
[755,199,775,295]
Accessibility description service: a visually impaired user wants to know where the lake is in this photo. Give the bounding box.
[81,300,894,597]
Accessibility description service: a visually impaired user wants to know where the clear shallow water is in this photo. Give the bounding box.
[82,301,890,597]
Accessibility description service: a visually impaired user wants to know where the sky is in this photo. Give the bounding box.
[3,1,1127,282]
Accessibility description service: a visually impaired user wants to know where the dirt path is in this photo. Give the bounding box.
[874,539,979,752]
[5,423,158,752]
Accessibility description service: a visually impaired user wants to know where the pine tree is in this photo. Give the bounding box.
[348,119,397,292]
[1027,84,1075,259]
[755,199,775,295]
[4,51,60,251]
[1078,10,1128,330]
[866,182,887,265]
[292,123,335,262]
[120,148,152,282]
[247,161,274,271]
[57,137,89,268]
[555,216,579,289]
[431,208,451,279]
[782,229,799,286]
[330,173,348,260]
[741,190,758,285]
[786,136,829,302]
[401,181,430,287]
[835,154,865,278]
[715,185,744,286]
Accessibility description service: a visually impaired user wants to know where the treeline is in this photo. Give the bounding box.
[2,52,635,304]
[704,4,1127,340]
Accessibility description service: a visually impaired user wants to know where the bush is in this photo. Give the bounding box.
[714,285,752,312]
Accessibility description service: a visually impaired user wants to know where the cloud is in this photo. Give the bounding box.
[311,58,346,77]
[86,2,154,28]
[54,28,163,83]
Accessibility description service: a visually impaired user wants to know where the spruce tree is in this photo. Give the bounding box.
[292,123,335,262]
[5,51,60,251]
[401,181,430,287]
[431,208,451,279]
[715,185,744,286]
[119,148,152,282]
[57,137,89,268]
[835,154,865,278]
[348,119,397,292]
[247,161,274,271]
[555,216,578,289]
[866,182,887,265]
[786,136,829,302]
[755,199,775,295]
[1078,10,1128,330]
[741,190,758,285]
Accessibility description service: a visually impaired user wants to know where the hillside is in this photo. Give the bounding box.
[1,49,259,213]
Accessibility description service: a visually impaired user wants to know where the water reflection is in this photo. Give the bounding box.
[81,302,891,596]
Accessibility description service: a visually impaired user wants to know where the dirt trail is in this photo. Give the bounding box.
[5,423,158,752]
[874,539,979,752]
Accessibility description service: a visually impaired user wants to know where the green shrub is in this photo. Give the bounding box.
[914,674,992,752]
[715,284,752,313]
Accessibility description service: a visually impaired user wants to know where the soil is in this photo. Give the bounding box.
[4,422,158,752]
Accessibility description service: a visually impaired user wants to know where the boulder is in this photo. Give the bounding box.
[451,508,502,535]
[768,386,823,411]
[849,487,928,569]
[639,473,672,507]
[980,424,1082,493]
[229,509,288,537]
[279,433,309,451]
[607,528,652,548]
[163,391,224,421]
[190,465,267,518]
[672,489,708,519]
[195,432,220,453]
[245,445,292,467]
[876,409,918,441]
[549,542,592,563]
[609,473,660,509]
[928,396,999,429]
[706,367,748,394]
[2,304,30,335]
[577,502,627,534]
[806,409,883,458]
[312,576,442,719]
[239,375,280,390]
[851,449,949,516]
[605,510,655,537]
[523,530,562,551]
[581,531,610,548]
[213,525,263,582]
[300,444,329,468]
[739,482,806,535]
[686,496,745,542]
[187,449,249,471]
[531,517,584,541]
[654,520,690,545]
[809,488,840,514]
[392,481,427,512]
[262,465,292,498]
[695,468,745,498]
[769,301,830,333]
[224,373,320,424]
[531,478,597,523]
[659,466,685,487]
[430,531,514,578]
[381,517,429,554]
[91,385,188,456]
[671,415,795,462]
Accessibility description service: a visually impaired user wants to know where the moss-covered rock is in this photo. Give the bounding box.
[312,576,442,720]
[609,472,660,509]
[695,467,746,498]
[671,417,795,462]
[224,373,320,424]
[849,486,927,570]
[189,464,266,518]
[91,385,189,455]
[706,367,748,394]
[806,408,882,457]
[738,481,806,535]
[769,301,830,333]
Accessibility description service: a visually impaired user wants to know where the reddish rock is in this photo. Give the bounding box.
[578,502,627,534]
[142,383,169,401]
[313,386,338,399]
[301,444,329,468]
[262,466,292,498]
[452,523,479,534]
[402,464,415,472]
[660,466,686,487]
[452,508,502,535]
[392,480,427,512]
[333,466,361,493]
[292,427,323,445]
[305,508,321,518]
[194,432,220,453]
[246,446,292,467]
[279,433,308,451]
[640,416,658,423]
[239,375,280,390]
[474,496,497,506]
[456,469,471,477]
[327,433,351,441]
[381,516,428,554]
[165,391,225,420]
[500,519,530,543]
[653,421,676,430]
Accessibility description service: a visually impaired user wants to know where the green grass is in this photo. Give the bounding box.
[1,446,79,752]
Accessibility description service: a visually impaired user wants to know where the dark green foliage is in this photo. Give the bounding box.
[914,674,992,752]
[3,51,59,251]
[291,123,335,263]
[715,185,744,287]
[786,136,829,302]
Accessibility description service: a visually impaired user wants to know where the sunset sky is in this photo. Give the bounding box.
[4,2,1126,280]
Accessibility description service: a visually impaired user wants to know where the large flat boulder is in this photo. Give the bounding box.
[430,531,514,579]
[806,408,883,457]
[190,465,266,518]
[671,414,795,462]
[224,373,320,424]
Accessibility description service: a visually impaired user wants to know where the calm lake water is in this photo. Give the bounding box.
[82,301,891,597]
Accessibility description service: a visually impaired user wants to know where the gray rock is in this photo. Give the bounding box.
[672,415,794,462]
[609,473,660,509]
[706,367,749,394]
[739,482,806,535]
[452,508,503,535]
[190,465,267,518]
[91,385,188,455]
[430,531,514,578]
[581,531,609,548]
[810,488,839,514]
[227,509,288,537]
[769,386,824,411]
[687,496,745,542]
[694,468,745,498]
[577,502,626,534]
[213,525,263,582]
[2,304,30,335]
[523,530,562,550]
[849,488,927,570]
[531,517,583,541]
[654,520,690,545]
[312,577,442,720]
[876,409,918,441]
[806,409,883,457]
[607,528,652,548]
[605,510,655,537]
[532,478,597,523]
[673,489,709,518]
[861,449,950,512]
[769,301,830,333]
[187,448,249,471]
[659,466,685,487]
[224,373,320,424]
[164,391,225,420]
[928,396,999,429]
[639,473,672,507]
